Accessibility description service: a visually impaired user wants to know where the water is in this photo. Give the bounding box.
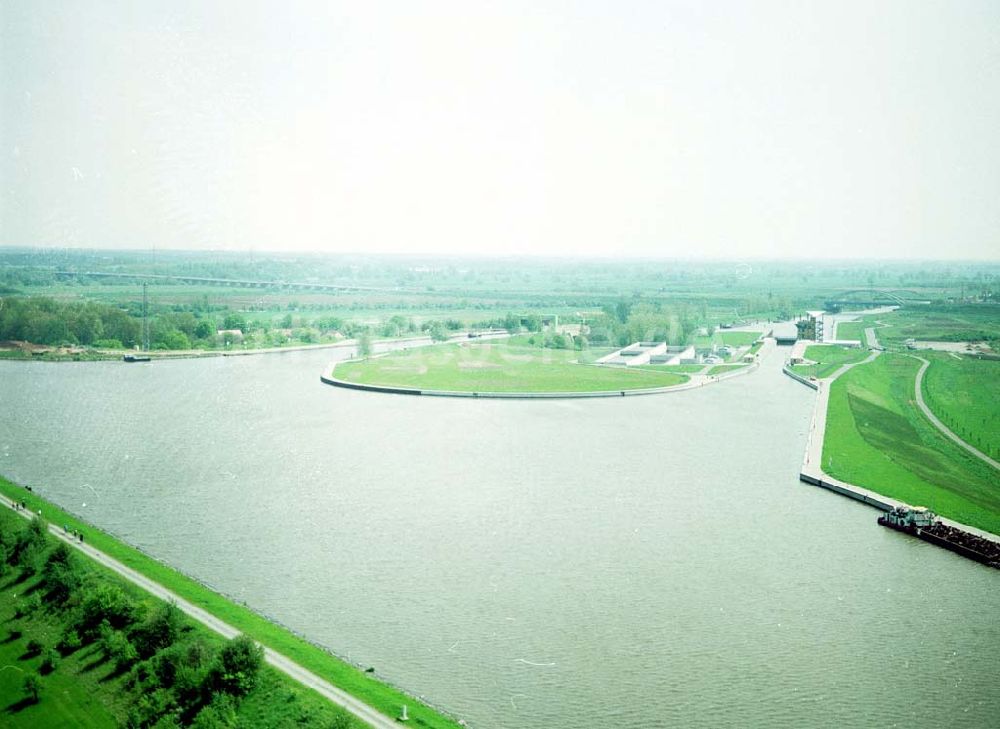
[1,344,997,728]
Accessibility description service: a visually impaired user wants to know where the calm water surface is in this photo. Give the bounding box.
[1,344,997,728]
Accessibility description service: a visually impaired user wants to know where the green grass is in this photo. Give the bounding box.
[790,345,868,379]
[921,352,1000,462]
[708,364,749,375]
[0,582,117,727]
[334,341,689,392]
[835,321,865,342]
[873,305,1000,344]
[0,477,462,729]
[822,354,1000,534]
[717,331,761,346]
[638,364,706,373]
[693,331,762,349]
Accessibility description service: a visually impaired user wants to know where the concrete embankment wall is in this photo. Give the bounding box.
[320,357,761,400]
[782,364,819,390]
[320,372,703,399]
[799,471,894,511]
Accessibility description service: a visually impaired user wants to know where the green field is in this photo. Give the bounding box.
[693,331,762,349]
[822,354,1000,534]
[834,321,865,342]
[638,364,707,374]
[708,364,749,375]
[921,353,1000,462]
[873,305,1000,345]
[0,477,461,729]
[790,345,869,379]
[333,340,689,393]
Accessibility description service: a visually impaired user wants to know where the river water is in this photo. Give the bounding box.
[1,343,997,728]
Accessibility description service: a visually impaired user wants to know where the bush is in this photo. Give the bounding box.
[209,634,263,696]
[101,627,139,672]
[93,338,124,349]
[57,628,82,654]
[41,541,81,603]
[134,601,182,659]
[25,638,44,656]
[77,584,140,636]
[40,647,59,674]
[23,671,41,703]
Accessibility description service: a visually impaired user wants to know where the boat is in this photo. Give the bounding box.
[877,505,1000,569]
[123,354,152,363]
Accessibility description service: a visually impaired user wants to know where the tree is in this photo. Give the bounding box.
[357,331,373,357]
[23,672,41,703]
[210,634,264,696]
[41,541,81,603]
[428,321,448,342]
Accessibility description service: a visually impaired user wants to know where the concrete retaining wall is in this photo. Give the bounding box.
[782,365,819,390]
[799,471,894,511]
[320,372,704,399]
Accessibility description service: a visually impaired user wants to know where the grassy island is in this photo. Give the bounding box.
[331,337,690,393]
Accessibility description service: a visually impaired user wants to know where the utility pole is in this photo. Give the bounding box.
[142,282,150,351]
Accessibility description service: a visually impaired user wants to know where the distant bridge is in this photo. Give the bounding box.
[825,289,932,308]
[53,270,409,294]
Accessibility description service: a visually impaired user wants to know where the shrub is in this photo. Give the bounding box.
[57,628,82,654]
[77,584,140,636]
[41,542,81,603]
[40,647,59,674]
[25,638,44,656]
[208,634,264,696]
[134,601,182,659]
[23,672,41,703]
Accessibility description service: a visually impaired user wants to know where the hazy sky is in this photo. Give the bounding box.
[2,1,998,259]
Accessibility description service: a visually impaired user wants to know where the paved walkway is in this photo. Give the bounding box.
[906,355,1000,471]
[1,495,404,729]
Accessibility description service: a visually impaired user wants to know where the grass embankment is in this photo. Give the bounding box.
[0,505,362,728]
[921,353,1000,462]
[0,477,461,729]
[333,339,689,392]
[693,331,761,349]
[834,321,865,342]
[638,364,706,374]
[873,305,1000,345]
[791,345,868,379]
[708,364,749,376]
[823,354,1000,535]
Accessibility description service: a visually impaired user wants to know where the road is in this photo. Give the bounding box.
[0,495,405,729]
[907,355,1000,472]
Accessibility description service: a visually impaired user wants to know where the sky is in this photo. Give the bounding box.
[1,1,999,260]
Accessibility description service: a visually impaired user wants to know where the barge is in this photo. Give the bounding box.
[878,505,1000,569]
[123,354,151,363]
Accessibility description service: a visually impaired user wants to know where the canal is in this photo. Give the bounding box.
[1,343,997,727]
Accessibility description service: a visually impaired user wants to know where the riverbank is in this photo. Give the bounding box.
[0,476,464,729]
[791,348,1000,544]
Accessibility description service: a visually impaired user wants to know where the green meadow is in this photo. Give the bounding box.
[822,354,1000,534]
[332,340,689,393]
[791,345,869,379]
[920,352,1000,462]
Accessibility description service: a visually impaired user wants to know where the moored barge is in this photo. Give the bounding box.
[878,505,1000,569]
